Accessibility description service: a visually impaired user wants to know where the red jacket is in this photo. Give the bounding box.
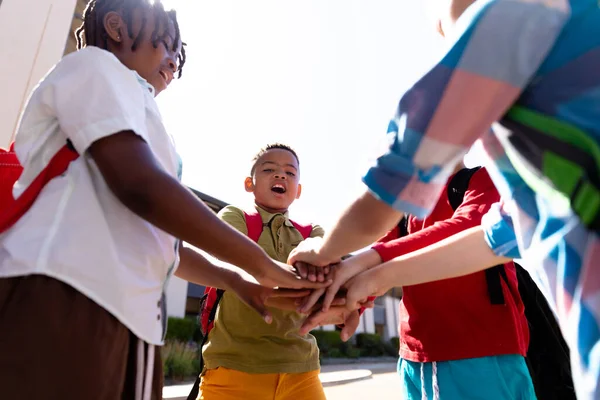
[372,168,529,362]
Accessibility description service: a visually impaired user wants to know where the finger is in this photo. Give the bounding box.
[340,311,360,342]
[323,265,330,275]
[321,282,341,312]
[299,310,330,335]
[270,288,311,298]
[316,267,325,283]
[282,274,332,290]
[307,265,317,282]
[247,299,273,324]
[294,262,309,279]
[360,300,375,309]
[330,296,346,307]
[299,288,325,314]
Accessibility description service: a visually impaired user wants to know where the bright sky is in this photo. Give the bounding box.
[158,0,445,230]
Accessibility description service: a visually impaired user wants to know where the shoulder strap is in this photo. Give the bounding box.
[397,216,409,238]
[290,220,313,239]
[446,167,481,211]
[243,210,264,243]
[446,167,509,306]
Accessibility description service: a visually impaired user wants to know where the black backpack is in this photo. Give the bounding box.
[398,167,575,400]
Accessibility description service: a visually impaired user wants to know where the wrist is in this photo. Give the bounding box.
[354,249,383,271]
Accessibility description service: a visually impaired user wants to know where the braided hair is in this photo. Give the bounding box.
[75,0,186,78]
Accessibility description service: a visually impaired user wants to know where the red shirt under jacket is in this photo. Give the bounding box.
[372,168,529,362]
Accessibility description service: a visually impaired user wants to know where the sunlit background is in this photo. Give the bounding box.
[158,1,448,230]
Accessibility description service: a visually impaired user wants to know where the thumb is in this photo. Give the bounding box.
[340,311,360,342]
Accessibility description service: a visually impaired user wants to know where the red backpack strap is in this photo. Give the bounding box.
[243,210,264,243]
[290,220,313,239]
[0,142,78,234]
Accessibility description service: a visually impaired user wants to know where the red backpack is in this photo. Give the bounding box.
[199,209,313,336]
[0,141,78,234]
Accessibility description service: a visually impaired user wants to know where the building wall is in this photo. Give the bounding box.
[0,0,78,147]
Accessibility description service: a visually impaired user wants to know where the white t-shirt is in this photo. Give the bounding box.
[0,47,181,345]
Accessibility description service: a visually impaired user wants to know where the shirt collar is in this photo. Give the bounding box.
[255,205,294,227]
[133,71,155,96]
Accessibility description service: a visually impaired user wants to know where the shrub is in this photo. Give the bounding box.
[162,340,199,381]
[344,344,361,359]
[390,337,400,351]
[311,330,343,358]
[165,317,198,343]
[356,333,385,357]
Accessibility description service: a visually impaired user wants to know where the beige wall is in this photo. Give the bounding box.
[0,0,77,147]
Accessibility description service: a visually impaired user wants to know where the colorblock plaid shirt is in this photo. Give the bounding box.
[363,0,600,398]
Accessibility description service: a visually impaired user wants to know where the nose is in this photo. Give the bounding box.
[274,172,287,180]
[167,57,177,74]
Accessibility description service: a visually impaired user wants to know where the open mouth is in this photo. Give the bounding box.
[271,184,286,194]
[159,70,171,85]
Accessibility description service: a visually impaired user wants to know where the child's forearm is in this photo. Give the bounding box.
[318,191,403,263]
[89,132,272,276]
[371,226,511,289]
[175,246,249,291]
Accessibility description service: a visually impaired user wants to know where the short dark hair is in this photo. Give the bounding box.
[250,143,300,175]
[76,0,186,78]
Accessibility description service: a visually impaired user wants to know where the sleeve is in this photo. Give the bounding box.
[481,201,521,259]
[217,206,248,235]
[372,168,500,262]
[362,0,569,219]
[42,48,149,154]
[309,224,325,239]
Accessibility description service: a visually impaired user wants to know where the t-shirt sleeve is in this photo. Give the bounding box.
[362,0,568,219]
[481,201,521,259]
[41,48,149,154]
[309,224,325,239]
[217,205,248,235]
[372,168,501,262]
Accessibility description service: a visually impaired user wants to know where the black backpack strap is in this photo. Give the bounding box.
[398,216,409,237]
[187,289,225,400]
[446,167,481,210]
[447,166,507,305]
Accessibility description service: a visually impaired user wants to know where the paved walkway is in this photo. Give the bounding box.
[163,361,397,400]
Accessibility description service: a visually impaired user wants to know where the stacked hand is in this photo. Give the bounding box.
[285,239,388,340]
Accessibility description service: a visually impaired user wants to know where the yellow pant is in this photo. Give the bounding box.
[199,367,326,400]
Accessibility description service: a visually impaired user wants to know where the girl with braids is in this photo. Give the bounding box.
[0,1,328,399]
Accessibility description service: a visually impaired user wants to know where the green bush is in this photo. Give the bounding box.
[312,330,343,358]
[356,333,385,357]
[165,317,198,343]
[328,348,344,358]
[390,337,400,351]
[344,344,361,359]
[162,341,199,381]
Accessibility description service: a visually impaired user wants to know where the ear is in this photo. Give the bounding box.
[244,177,255,193]
[296,184,302,199]
[103,11,125,44]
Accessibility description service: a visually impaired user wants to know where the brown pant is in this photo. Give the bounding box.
[0,275,163,400]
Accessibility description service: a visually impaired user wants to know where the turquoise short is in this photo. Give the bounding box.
[398,355,536,400]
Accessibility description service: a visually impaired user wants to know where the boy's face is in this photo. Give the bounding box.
[104,8,182,96]
[245,149,302,213]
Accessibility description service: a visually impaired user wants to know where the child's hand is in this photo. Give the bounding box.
[300,250,382,313]
[298,307,362,341]
[227,271,311,323]
[294,261,331,283]
[288,237,341,268]
[343,268,388,311]
[255,259,332,290]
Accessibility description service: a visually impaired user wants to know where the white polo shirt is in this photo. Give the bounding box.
[0,47,180,345]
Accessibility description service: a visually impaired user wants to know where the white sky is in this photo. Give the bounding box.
[158,1,447,230]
